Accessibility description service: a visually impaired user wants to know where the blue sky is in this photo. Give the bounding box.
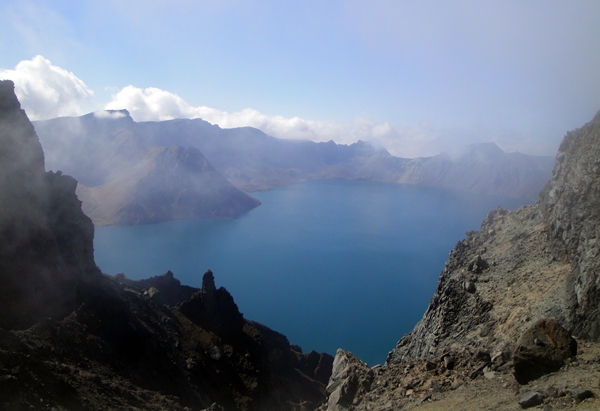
[1,0,600,157]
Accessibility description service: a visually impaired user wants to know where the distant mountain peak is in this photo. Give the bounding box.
[468,141,503,151]
[439,141,505,162]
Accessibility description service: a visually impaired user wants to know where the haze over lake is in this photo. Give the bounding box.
[94,179,528,365]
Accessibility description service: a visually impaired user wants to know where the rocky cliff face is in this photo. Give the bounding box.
[388,110,600,363]
[540,111,600,340]
[0,80,100,330]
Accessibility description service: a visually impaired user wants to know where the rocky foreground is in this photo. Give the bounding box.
[0,270,333,411]
[317,110,600,410]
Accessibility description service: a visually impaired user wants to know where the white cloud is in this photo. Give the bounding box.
[0,57,531,158]
[93,110,127,120]
[0,55,94,120]
[105,85,457,157]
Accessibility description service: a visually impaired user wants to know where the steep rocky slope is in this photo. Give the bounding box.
[0,80,100,330]
[0,270,333,411]
[316,111,600,410]
[0,80,332,410]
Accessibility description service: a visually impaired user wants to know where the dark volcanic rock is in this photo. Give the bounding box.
[118,270,197,306]
[178,270,245,338]
[0,80,100,330]
[513,318,577,384]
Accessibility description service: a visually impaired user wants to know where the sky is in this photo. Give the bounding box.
[1,0,599,158]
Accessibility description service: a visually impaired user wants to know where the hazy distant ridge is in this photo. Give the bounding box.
[34,111,260,225]
[34,111,554,225]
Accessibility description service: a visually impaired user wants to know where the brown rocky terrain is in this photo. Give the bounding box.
[316,111,600,410]
[0,80,332,410]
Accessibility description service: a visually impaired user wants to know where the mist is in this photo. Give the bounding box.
[1,1,599,158]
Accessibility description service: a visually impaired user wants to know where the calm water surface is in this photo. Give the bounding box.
[94,180,527,365]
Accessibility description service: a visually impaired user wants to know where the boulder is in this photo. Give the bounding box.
[518,391,544,408]
[513,318,577,384]
[569,387,594,402]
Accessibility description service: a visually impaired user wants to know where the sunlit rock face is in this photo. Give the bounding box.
[0,80,100,329]
[539,111,600,340]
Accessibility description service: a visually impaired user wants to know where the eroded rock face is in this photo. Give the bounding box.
[513,318,577,384]
[539,111,600,340]
[0,80,99,330]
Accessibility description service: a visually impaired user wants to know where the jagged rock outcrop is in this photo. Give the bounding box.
[0,80,100,329]
[322,349,371,411]
[387,110,600,368]
[118,270,197,306]
[178,270,245,338]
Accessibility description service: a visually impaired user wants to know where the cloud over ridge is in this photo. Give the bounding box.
[104,85,425,154]
[0,56,94,120]
[0,56,538,158]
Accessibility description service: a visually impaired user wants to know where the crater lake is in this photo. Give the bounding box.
[94,179,528,365]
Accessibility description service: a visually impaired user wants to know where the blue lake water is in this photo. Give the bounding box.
[94,179,528,365]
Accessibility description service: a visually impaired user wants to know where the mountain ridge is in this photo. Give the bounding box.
[35,111,261,225]
[33,111,554,226]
